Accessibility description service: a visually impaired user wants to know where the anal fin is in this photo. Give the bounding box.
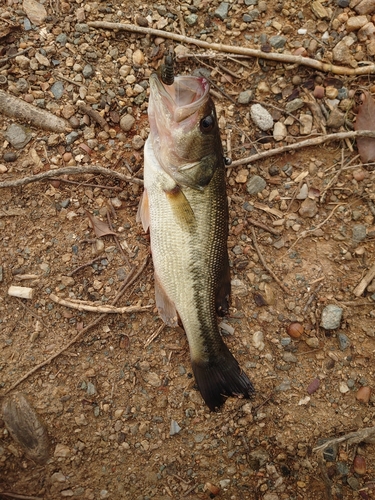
[154,272,178,327]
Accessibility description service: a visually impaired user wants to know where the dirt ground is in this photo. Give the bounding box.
[1,0,375,499]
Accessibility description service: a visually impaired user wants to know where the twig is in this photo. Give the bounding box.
[55,72,86,88]
[353,263,375,297]
[144,323,165,347]
[0,47,33,65]
[77,101,109,131]
[313,427,375,453]
[49,293,151,313]
[68,257,103,276]
[198,71,237,104]
[0,165,143,189]
[229,130,375,167]
[87,22,375,76]
[3,257,149,394]
[247,217,280,236]
[0,493,43,500]
[250,226,289,294]
[50,177,122,190]
[0,89,70,133]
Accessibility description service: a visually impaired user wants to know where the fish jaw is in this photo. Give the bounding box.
[148,73,222,190]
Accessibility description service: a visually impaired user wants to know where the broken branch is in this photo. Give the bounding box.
[49,293,151,313]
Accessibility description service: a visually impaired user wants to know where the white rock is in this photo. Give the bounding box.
[250,104,274,131]
[273,121,287,141]
[253,331,265,351]
[296,183,309,200]
[339,382,350,394]
[300,114,313,135]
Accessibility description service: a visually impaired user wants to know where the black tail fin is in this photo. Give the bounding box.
[191,342,254,411]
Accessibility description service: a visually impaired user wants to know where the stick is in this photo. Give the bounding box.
[0,493,43,500]
[77,101,109,131]
[3,257,149,394]
[49,293,151,313]
[250,226,289,294]
[247,217,280,236]
[87,21,375,76]
[353,263,375,297]
[0,165,143,189]
[313,426,375,453]
[0,90,70,133]
[229,130,375,167]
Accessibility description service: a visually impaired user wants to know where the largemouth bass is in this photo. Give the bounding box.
[138,72,254,410]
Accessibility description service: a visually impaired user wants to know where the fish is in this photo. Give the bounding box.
[138,71,254,410]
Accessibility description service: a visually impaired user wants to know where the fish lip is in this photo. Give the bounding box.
[149,73,210,122]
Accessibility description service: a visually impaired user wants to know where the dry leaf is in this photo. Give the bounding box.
[354,91,375,163]
[85,210,117,238]
[30,148,43,170]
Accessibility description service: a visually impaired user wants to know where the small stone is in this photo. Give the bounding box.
[356,386,371,403]
[269,35,287,49]
[273,121,287,141]
[353,455,366,475]
[311,0,330,18]
[170,420,181,436]
[35,52,50,66]
[86,382,97,395]
[142,372,161,387]
[132,135,144,150]
[23,0,47,25]
[235,168,248,183]
[285,98,304,113]
[352,224,367,242]
[120,114,135,132]
[54,443,71,458]
[353,0,375,15]
[82,64,94,78]
[243,10,260,22]
[185,14,198,26]
[346,15,368,32]
[214,2,229,20]
[333,38,356,66]
[339,381,350,393]
[75,23,89,33]
[132,49,145,66]
[306,337,319,348]
[4,123,32,150]
[299,114,313,135]
[296,183,308,200]
[3,152,17,162]
[0,164,8,174]
[51,471,66,483]
[307,378,320,394]
[246,175,267,195]
[338,332,350,351]
[314,86,325,99]
[337,0,350,6]
[238,90,253,104]
[51,81,64,99]
[253,331,265,351]
[250,104,273,131]
[326,108,345,129]
[347,476,360,491]
[298,198,318,218]
[61,490,74,497]
[320,304,343,330]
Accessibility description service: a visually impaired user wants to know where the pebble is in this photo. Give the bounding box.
[82,64,94,78]
[214,2,229,20]
[326,108,345,129]
[296,183,308,200]
[253,331,265,351]
[347,476,360,491]
[4,123,32,149]
[246,175,267,195]
[339,381,350,393]
[133,49,145,66]
[238,90,253,104]
[3,152,17,162]
[142,372,161,387]
[250,104,274,131]
[356,386,371,403]
[299,114,313,135]
[269,36,287,49]
[354,0,375,15]
[307,378,320,394]
[54,443,71,458]
[273,121,287,141]
[120,114,135,132]
[23,0,47,25]
[352,224,367,242]
[243,10,259,22]
[338,332,350,351]
[185,14,198,26]
[86,382,97,395]
[298,198,318,218]
[51,81,64,99]
[132,135,144,150]
[170,420,181,436]
[320,304,343,330]
[51,471,66,483]
[285,98,304,113]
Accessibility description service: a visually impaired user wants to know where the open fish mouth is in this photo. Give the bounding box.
[149,73,210,123]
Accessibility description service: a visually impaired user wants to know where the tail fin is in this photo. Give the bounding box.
[191,342,254,411]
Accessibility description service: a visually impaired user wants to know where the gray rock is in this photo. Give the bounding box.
[246,175,266,195]
[16,78,29,92]
[185,14,198,26]
[352,224,367,242]
[326,108,345,129]
[3,152,17,162]
[4,123,32,149]
[269,35,287,49]
[347,476,360,490]
[56,33,68,45]
[120,114,135,132]
[132,135,144,150]
[243,10,259,22]
[338,332,350,350]
[337,87,348,99]
[75,23,90,33]
[86,382,97,395]
[250,103,273,131]
[214,2,229,20]
[298,198,318,218]
[337,0,350,6]
[66,131,79,145]
[245,0,258,4]
[51,81,64,99]
[258,0,267,11]
[320,304,343,330]
[82,64,94,78]
[285,98,304,113]
[283,352,298,363]
[238,90,253,104]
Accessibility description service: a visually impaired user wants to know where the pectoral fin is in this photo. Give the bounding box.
[165,186,196,231]
[137,189,150,232]
[154,272,178,327]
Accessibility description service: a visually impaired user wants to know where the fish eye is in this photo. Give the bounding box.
[200,114,215,133]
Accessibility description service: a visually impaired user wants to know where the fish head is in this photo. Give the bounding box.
[148,73,223,190]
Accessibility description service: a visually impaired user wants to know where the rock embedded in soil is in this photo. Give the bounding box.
[356,386,371,403]
[246,175,267,194]
[214,2,229,20]
[298,198,318,218]
[120,114,135,131]
[238,89,253,104]
[4,124,32,149]
[320,304,343,330]
[338,332,350,350]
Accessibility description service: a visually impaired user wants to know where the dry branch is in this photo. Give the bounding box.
[77,101,109,131]
[0,89,70,133]
[49,293,151,314]
[230,130,375,167]
[353,263,375,297]
[87,21,375,76]
[313,426,375,454]
[0,165,143,189]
